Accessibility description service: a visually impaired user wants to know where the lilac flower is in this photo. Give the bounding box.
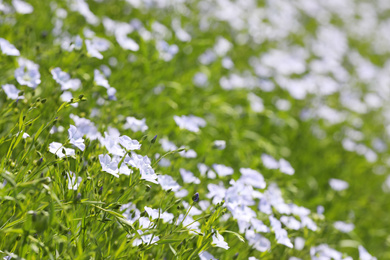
[0,38,20,56]
[120,203,140,224]
[128,152,157,184]
[99,154,119,177]
[173,115,206,132]
[12,0,33,14]
[245,230,271,252]
[213,140,226,150]
[157,174,181,192]
[239,168,266,189]
[118,135,141,150]
[213,164,234,177]
[261,154,279,169]
[358,246,377,260]
[180,168,200,184]
[212,230,229,250]
[51,67,81,91]
[280,216,301,230]
[86,40,103,59]
[15,58,41,89]
[2,84,24,100]
[329,178,349,191]
[67,172,82,191]
[333,221,354,233]
[279,159,295,175]
[199,251,217,260]
[49,142,75,158]
[294,237,305,251]
[60,91,78,107]
[94,69,110,89]
[68,125,85,151]
[124,117,148,132]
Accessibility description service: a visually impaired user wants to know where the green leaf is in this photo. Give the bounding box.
[156,239,182,245]
[220,230,245,242]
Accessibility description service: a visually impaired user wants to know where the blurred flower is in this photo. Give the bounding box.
[180,169,200,184]
[12,0,33,14]
[329,178,349,191]
[51,67,81,91]
[0,38,20,56]
[174,115,206,132]
[2,84,24,100]
[15,58,41,89]
[333,221,354,233]
[213,140,226,150]
[124,117,148,132]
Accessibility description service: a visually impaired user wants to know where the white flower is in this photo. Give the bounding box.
[213,164,234,177]
[49,142,75,158]
[207,182,226,204]
[279,159,295,175]
[70,0,99,26]
[358,245,377,260]
[14,58,41,89]
[157,174,181,192]
[199,251,217,260]
[310,244,344,260]
[124,117,148,132]
[213,140,226,150]
[294,237,305,251]
[144,206,173,223]
[51,67,81,91]
[60,91,78,107]
[212,230,229,250]
[245,229,271,252]
[300,216,317,231]
[94,69,110,89]
[0,38,20,56]
[261,154,279,169]
[160,138,177,151]
[173,115,206,132]
[67,172,82,190]
[193,72,208,88]
[118,135,141,150]
[144,206,160,219]
[114,22,139,51]
[179,168,200,184]
[333,221,354,233]
[329,178,349,191]
[250,218,270,233]
[128,152,158,184]
[248,93,264,113]
[270,216,293,248]
[239,168,266,189]
[101,131,125,156]
[179,148,197,158]
[12,0,33,14]
[2,84,24,100]
[214,37,232,57]
[120,203,140,224]
[156,40,178,61]
[86,39,103,59]
[70,114,101,140]
[280,216,301,230]
[99,154,119,177]
[68,125,85,151]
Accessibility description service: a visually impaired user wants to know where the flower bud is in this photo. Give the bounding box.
[192,192,199,203]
